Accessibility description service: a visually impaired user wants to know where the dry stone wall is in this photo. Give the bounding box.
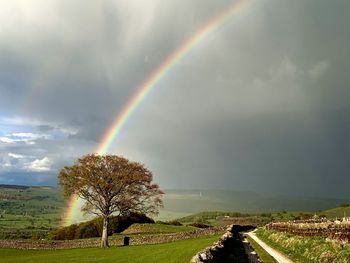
[190,225,255,263]
[268,220,350,242]
[0,226,225,250]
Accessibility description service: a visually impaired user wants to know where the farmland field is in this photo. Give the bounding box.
[0,185,64,239]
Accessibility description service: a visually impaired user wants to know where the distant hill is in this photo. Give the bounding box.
[0,184,65,234]
[0,184,30,190]
[0,184,55,190]
[160,189,349,217]
[1,184,349,223]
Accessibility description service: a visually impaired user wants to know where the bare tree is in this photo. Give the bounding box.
[59,154,163,248]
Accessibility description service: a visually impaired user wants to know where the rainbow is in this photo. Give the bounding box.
[61,0,250,226]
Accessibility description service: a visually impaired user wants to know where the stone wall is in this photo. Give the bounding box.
[268,220,350,242]
[190,225,255,263]
[0,226,226,250]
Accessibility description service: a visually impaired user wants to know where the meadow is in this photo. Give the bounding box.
[0,235,220,263]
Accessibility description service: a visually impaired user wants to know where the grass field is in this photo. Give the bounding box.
[0,235,220,263]
[121,223,196,235]
[0,186,64,231]
[322,205,350,219]
[255,227,350,263]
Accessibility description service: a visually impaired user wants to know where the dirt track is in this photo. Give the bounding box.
[246,230,294,263]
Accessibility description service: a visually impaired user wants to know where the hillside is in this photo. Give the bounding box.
[0,184,64,216]
[322,205,350,219]
[0,184,65,238]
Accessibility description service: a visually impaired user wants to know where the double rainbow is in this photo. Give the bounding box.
[62,0,250,226]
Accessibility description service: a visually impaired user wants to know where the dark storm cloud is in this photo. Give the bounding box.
[0,0,349,198]
[112,0,350,198]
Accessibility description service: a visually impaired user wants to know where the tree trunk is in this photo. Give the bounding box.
[101,216,109,248]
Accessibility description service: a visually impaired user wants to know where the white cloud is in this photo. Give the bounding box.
[308,60,329,80]
[0,132,51,145]
[0,117,78,136]
[25,157,52,172]
[0,153,54,173]
[8,153,25,159]
[12,132,50,139]
[1,161,12,168]
[0,137,16,143]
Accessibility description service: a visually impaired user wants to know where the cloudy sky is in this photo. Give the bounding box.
[0,0,349,198]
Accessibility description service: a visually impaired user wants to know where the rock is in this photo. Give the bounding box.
[190,254,202,263]
[190,224,235,262]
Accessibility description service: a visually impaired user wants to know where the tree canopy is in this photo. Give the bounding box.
[59,154,163,247]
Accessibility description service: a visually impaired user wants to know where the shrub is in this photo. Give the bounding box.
[49,212,154,240]
[75,221,100,239]
[189,222,211,228]
[49,224,78,240]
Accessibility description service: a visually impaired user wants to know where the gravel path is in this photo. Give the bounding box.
[246,231,294,263]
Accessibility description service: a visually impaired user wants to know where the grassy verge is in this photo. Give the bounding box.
[245,235,277,263]
[0,234,220,263]
[255,227,350,263]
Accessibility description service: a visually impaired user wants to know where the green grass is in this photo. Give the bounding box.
[121,223,196,235]
[322,206,350,219]
[255,227,350,263]
[0,186,64,233]
[0,235,220,263]
[246,235,277,263]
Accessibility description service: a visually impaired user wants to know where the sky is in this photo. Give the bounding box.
[0,0,349,198]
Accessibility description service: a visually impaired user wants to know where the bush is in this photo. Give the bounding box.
[192,216,211,225]
[49,212,154,240]
[75,221,100,239]
[189,222,211,228]
[49,224,78,240]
